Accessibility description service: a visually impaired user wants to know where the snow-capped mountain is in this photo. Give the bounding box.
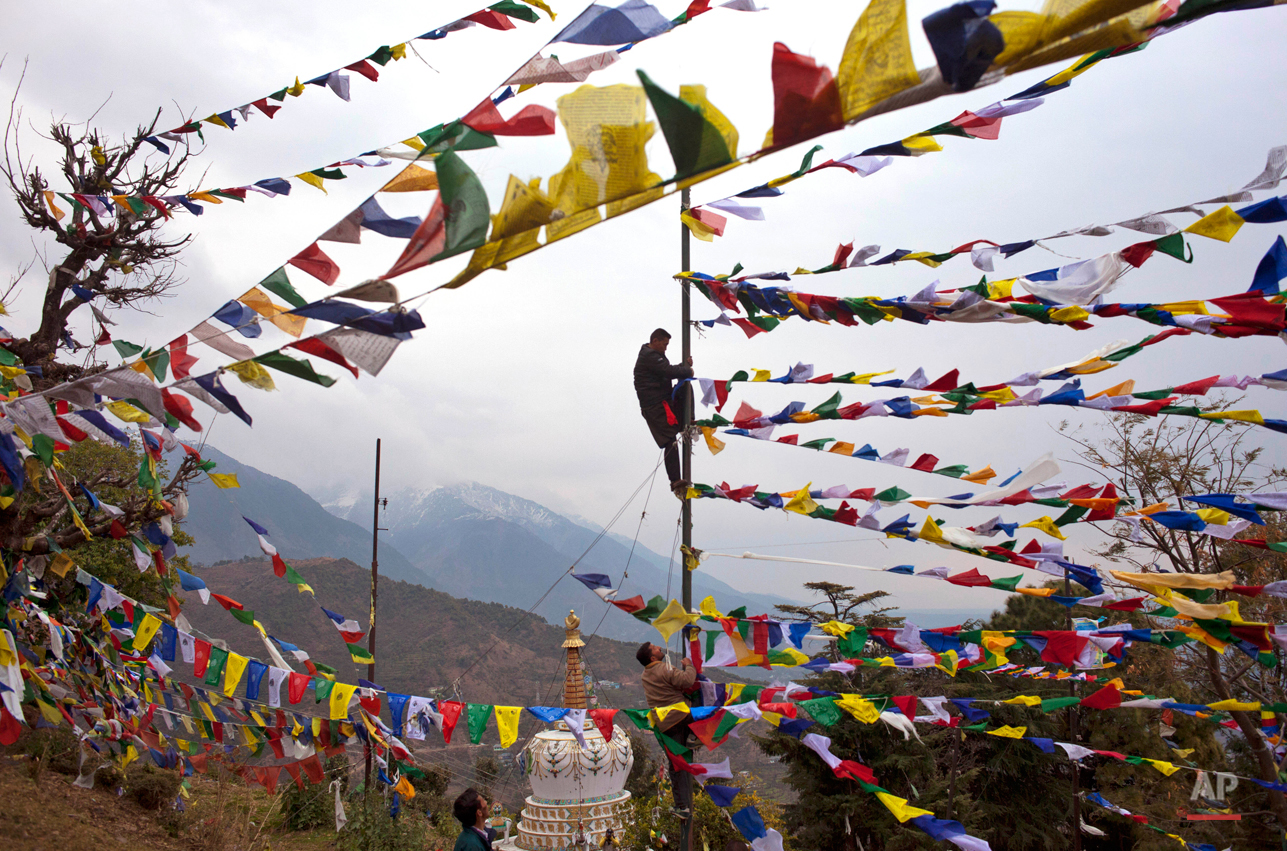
[322,481,800,642]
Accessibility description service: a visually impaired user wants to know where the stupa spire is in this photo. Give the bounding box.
[562,610,587,709]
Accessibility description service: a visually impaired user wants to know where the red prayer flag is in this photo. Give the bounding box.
[769,43,844,150]
[462,100,557,136]
[689,710,733,750]
[193,640,211,678]
[922,369,961,392]
[834,759,876,784]
[345,60,380,81]
[383,196,445,279]
[910,453,939,472]
[272,553,287,578]
[288,672,311,705]
[168,334,199,380]
[288,242,341,285]
[162,389,201,432]
[465,9,516,29]
[440,700,464,744]
[251,99,280,119]
[287,338,359,378]
[587,708,618,744]
[1079,684,1122,710]
[891,695,918,719]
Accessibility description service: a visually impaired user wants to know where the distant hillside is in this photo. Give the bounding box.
[182,556,646,707]
[180,445,426,586]
[322,481,803,642]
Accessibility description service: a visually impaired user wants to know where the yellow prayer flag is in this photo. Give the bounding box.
[381,164,439,193]
[901,135,943,154]
[203,114,230,129]
[1018,587,1056,598]
[208,473,240,490]
[1002,695,1041,707]
[50,552,74,578]
[1144,759,1180,776]
[784,485,818,516]
[134,614,162,652]
[651,701,691,726]
[187,191,223,204]
[239,287,306,338]
[105,400,153,423]
[390,43,407,60]
[295,172,327,193]
[819,620,855,637]
[680,211,719,241]
[1208,699,1260,712]
[987,725,1028,739]
[1089,380,1136,399]
[1110,570,1235,591]
[1050,306,1091,323]
[652,598,698,642]
[223,653,248,697]
[287,77,305,97]
[227,360,277,391]
[1019,516,1067,540]
[962,466,996,484]
[1202,409,1265,424]
[521,0,556,19]
[495,706,521,748]
[393,774,416,799]
[42,191,65,221]
[829,441,855,455]
[916,516,945,544]
[850,370,895,384]
[836,0,921,121]
[911,407,947,417]
[1175,624,1229,652]
[836,694,880,724]
[329,682,358,720]
[700,596,723,620]
[1184,206,1244,242]
[875,791,934,823]
[1194,508,1232,526]
[701,426,725,455]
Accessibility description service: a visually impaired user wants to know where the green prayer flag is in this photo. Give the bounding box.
[31,434,54,468]
[112,340,144,359]
[1040,696,1081,712]
[989,575,1023,592]
[314,662,338,676]
[208,190,245,203]
[801,438,834,451]
[283,564,308,585]
[637,69,736,180]
[229,607,256,626]
[204,646,229,686]
[1153,233,1193,263]
[632,595,667,622]
[620,708,652,729]
[836,628,868,657]
[1131,388,1173,401]
[1054,505,1089,526]
[467,703,493,744]
[259,267,307,309]
[812,392,842,418]
[490,0,540,22]
[253,351,337,387]
[432,150,491,261]
[933,464,969,478]
[142,347,169,382]
[348,644,374,665]
[310,168,346,181]
[368,45,395,66]
[873,487,912,502]
[800,697,842,726]
[315,679,336,703]
[655,729,692,758]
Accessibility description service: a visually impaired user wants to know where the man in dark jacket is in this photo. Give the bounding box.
[634,328,693,498]
[452,788,492,851]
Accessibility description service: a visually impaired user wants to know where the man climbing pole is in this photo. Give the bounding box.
[633,328,694,499]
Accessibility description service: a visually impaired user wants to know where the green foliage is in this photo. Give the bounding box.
[33,439,194,610]
[8,726,82,778]
[473,754,500,803]
[336,791,437,851]
[620,785,789,851]
[127,763,183,810]
[279,755,349,831]
[624,727,659,800]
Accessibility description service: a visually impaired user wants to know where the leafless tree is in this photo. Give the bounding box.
[1060,408,1287,831]
[2,59,198,389]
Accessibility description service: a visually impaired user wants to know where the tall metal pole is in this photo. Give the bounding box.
[1065,567,1081,851]
[364,438,382,791]
[679,187,694,851]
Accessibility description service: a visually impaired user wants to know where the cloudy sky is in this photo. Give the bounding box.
[3,0,1286,617]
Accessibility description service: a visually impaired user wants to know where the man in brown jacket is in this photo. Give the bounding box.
[637,641,697,818]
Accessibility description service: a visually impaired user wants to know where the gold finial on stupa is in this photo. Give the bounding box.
[562,609,585,649]
[563,610,587,709]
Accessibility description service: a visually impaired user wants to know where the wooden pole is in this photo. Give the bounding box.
[679,186,694,851]
[1065,567,1081,851]
[363,439,382,791]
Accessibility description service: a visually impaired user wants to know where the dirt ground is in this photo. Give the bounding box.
[0,754,337,851]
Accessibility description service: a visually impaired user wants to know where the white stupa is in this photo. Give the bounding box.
[500,611,634,850]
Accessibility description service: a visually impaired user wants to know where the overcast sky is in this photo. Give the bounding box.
[3,1,1286,618]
